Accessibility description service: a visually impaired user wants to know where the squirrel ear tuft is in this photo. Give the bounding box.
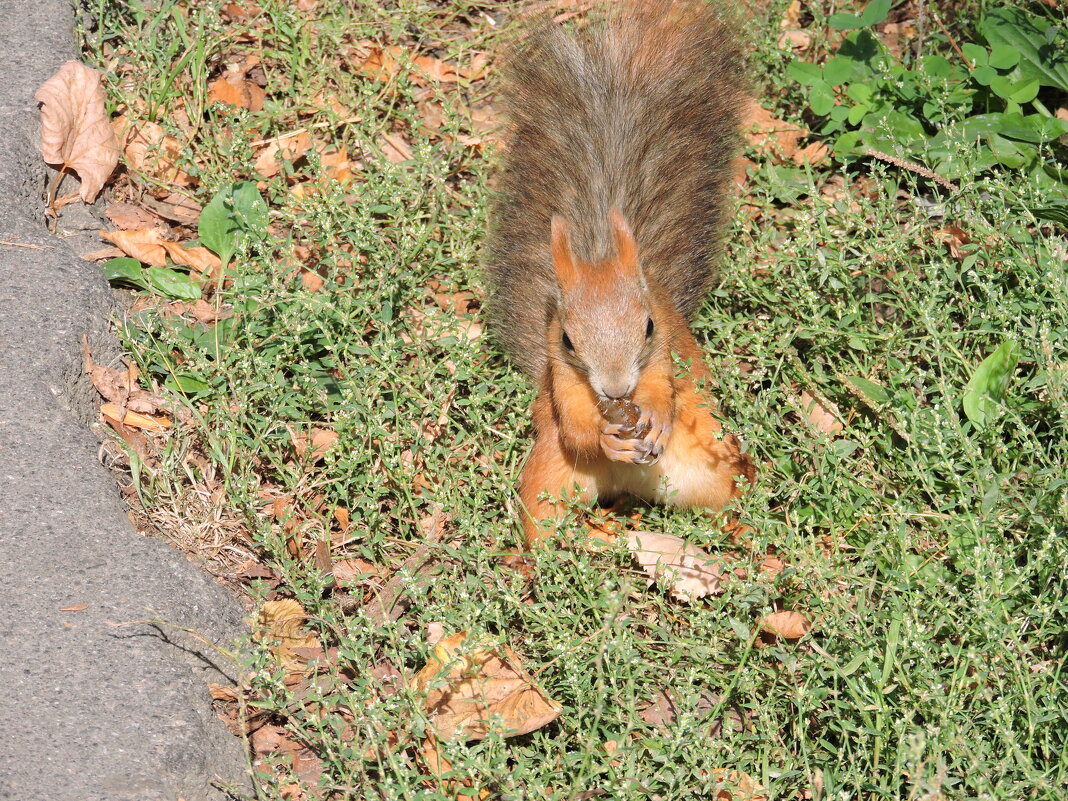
[551,215,580,290]
[609,208,639,277]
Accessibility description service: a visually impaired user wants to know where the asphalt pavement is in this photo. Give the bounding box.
[0,1,251,798]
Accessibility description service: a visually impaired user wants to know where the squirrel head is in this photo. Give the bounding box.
[549,209,659,400]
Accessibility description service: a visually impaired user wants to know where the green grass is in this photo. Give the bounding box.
[81,1,1068,799]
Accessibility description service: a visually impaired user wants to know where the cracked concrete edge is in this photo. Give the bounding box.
[0,1,253,798]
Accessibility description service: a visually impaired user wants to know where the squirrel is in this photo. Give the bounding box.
[485,0,756,547]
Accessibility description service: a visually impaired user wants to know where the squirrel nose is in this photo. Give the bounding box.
[597,376,635,400]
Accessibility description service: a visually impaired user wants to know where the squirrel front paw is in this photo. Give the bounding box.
[600,423,656,464]
[597,398,672,465]
[635,407,672,462]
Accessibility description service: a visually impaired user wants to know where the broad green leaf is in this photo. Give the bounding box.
[988,45,1020,69]
[844,375,890,404]
[198,189,241,268]
[920,54,953,78]
[980,8,1068,92]
[847,103,870,125]
[990,76,1039,104]
[166,374,212,394]
[846,82,874,104]
[828,12,863,30]
[101,257,147,288]
[858,0,891,27]
[1030,203,1068,228]
[963,340,1020,429]
[787,60,823,87]
[229,180,269,238]
[822,55,858,85]
[833,130,863,154]
[962,43,988,67]
[809,80,836,116]
[972,65,997,86]
[144,266,202,300]
[198,181,269,268]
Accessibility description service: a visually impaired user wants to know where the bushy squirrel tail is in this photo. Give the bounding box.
[486,0,748,378]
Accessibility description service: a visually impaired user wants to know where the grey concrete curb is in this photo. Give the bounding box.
[0,2,252,798]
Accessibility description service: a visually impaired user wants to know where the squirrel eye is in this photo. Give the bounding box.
[645,318,654,340]
[562,331,575,352]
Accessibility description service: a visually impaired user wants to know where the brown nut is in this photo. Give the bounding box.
[597,398,650,439]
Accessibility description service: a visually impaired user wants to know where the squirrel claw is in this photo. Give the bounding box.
[636,409,672,458]
[600,430,654,464]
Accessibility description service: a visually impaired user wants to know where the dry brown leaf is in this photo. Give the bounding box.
[332,558,378,583]
[426,622,447,646]
[141,192,202,224]
[84,339,164,414]
[100,402,172,431]
[159,240,221,273]
[935,225,971,260]
[417,100,445,132]
[359,45,403,82]
[412,632,561,741]
[290,427,339,462]
[81,246,125,262]
[460,52,492,81]
[99,228,220,273]
[99,228,167,266]
[624,531,725,602]
[208,76,265,112]
[759,556,786,577]
[320,145,355,183]
[60,603,89,612]
[35,61,119,202]
[254,130,313,178]
[761,611,811,640]
[380,132,412,164]
[113,116,194,188]
[106,202,165,232]
[799,391,844,436]
[778,29,812,51]
[741,99,825,166]
[253,599,319,673]
[300,270,324,291]
[413,55,458,84]
[710,769,767,801]
[208,77,246,108]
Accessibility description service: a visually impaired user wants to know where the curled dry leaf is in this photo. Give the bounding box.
[380,132,413,164]
[358,44,403,82]
[112,116,194,189]
[100,402,171,431]
[624,531,725,602]
[741,98,827,167]
[425,621,446,646]
[412,55,458,84]
[710,768,767,801]
[141,192,202,224]
[254,130,313,178]
[799,391,844,436]
[412,632,561,741]
[290,426,339,462]
[252,599,320,673]
[35,61,119,202]
[331,558,378,583]
[935,225,971,261]
[84,339,164,414]
[105,202,165,232]
[100,228,221,273]
[761,611,811,640]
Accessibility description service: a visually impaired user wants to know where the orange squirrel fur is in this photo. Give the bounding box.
[485,1,755,546]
